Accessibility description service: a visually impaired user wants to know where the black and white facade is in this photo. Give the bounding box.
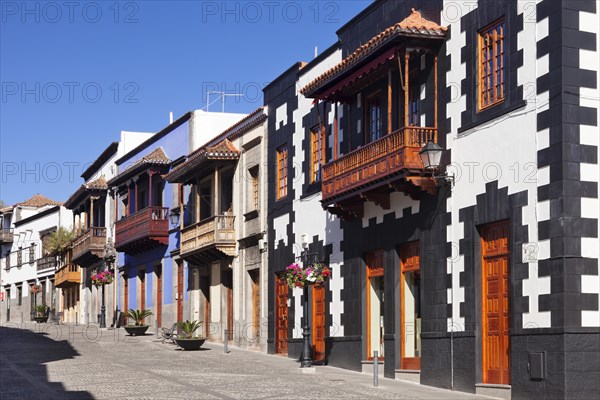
[265,1,599,399]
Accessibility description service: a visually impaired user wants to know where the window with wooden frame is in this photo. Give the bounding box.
[249,166,259,210]
[28,245,35,264]
[276,146,288,200]
[478,18,505,110]
[310,126,326,183]
[365,92,383,143]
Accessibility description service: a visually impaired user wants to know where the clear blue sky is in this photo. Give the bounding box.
[0,0,370,205]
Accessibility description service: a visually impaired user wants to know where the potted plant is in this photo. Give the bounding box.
[174,320,205,350]
[124,309,152,336]
[33,305,49,323]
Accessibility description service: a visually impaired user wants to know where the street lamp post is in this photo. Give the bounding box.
[300,266,312,368]
[102,238,117,329]
[299,237,318,369]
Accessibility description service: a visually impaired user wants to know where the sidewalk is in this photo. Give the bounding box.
[1,323,498,399]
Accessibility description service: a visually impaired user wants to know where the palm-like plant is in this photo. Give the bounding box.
[126,309,153,326]
[177,320,203,339]
[47,227,74,256]
[34,305,48,316]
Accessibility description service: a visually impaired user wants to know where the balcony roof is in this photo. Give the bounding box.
[64,176,109,209]
[301,9,446,99]
[165,139,240,183]
[108,147,171,188]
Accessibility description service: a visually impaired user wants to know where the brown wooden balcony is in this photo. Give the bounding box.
[72,227,106,267]
[115,206,169,254]
[37,255,57,272]
[322,126,438,218]
[181,215,236,264]
[55,264,81,288]
[0,228,14,243]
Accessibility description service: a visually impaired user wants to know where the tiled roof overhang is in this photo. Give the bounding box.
[108,148,171,188]
[301,9,447,101]
[64,176,109,209]
[165,139,240,184]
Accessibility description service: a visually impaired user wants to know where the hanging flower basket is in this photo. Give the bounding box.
[283,262,331,289]
[91,270,114,287]
[30,284,42,294]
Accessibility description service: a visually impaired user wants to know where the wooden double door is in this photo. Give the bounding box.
[481,221,510,385]
[274,276,326,361]
[275,277,288,354]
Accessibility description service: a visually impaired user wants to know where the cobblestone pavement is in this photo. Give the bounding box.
[0,323,493,400]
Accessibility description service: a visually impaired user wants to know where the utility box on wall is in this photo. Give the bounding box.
[528,352,546,381]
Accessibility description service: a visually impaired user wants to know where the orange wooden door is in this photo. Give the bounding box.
[366,250,384,359]
[481,221,510,385]
[200,275,211,338]
[250,270,260,340]
[156,266,162,328]
[400,241,421,370]
[275,276,289,354]
[177,261,183,322]
[312,284,326,362]
[139,269,146,324]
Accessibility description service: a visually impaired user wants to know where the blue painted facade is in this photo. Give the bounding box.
[115,119,190,312]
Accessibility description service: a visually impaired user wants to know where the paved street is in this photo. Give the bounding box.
[1,324,492,400]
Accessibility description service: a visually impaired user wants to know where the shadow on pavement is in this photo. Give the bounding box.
[0,324,94,400]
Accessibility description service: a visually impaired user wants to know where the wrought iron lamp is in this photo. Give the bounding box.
[419,141,454,186]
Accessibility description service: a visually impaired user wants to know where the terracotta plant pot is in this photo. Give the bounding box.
[175,338,206,351]
[124,325,149,336]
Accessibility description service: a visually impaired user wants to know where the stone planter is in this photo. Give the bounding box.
[33,316,48,323]
[175,338,206,351]
[124,325,149,336]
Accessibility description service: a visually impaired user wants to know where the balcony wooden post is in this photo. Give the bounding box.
[334,102,339,160]
[179,183,184,230]
[404,51,410,128]
[434,55,438,131]
[89,197,95,229]
[114,189,119,223]
[195,178,201,224]
[134,177,139,213]
[214,167,220,216]
[149,171,154,207]
[127,181,132,217]
[388,70,392,134]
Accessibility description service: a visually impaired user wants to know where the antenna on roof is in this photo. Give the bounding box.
[205,91,244,113]
[315,46,318,58]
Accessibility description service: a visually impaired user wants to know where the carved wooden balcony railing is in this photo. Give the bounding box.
[37,255,57,272]
[0,228,14,243]
[322,126,438,207]
[181,215,236,264]
[55,264,81,288]
[72,227,106,267]
[115,206,169,255]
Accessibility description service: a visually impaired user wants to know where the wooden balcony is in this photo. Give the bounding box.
[55,264,81,288]
[0,228,14,243]
[72,227,106,267]
[181,215,236,264]
[37,256,57,272]
[115,207,169,254]
[322,126,438,218]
